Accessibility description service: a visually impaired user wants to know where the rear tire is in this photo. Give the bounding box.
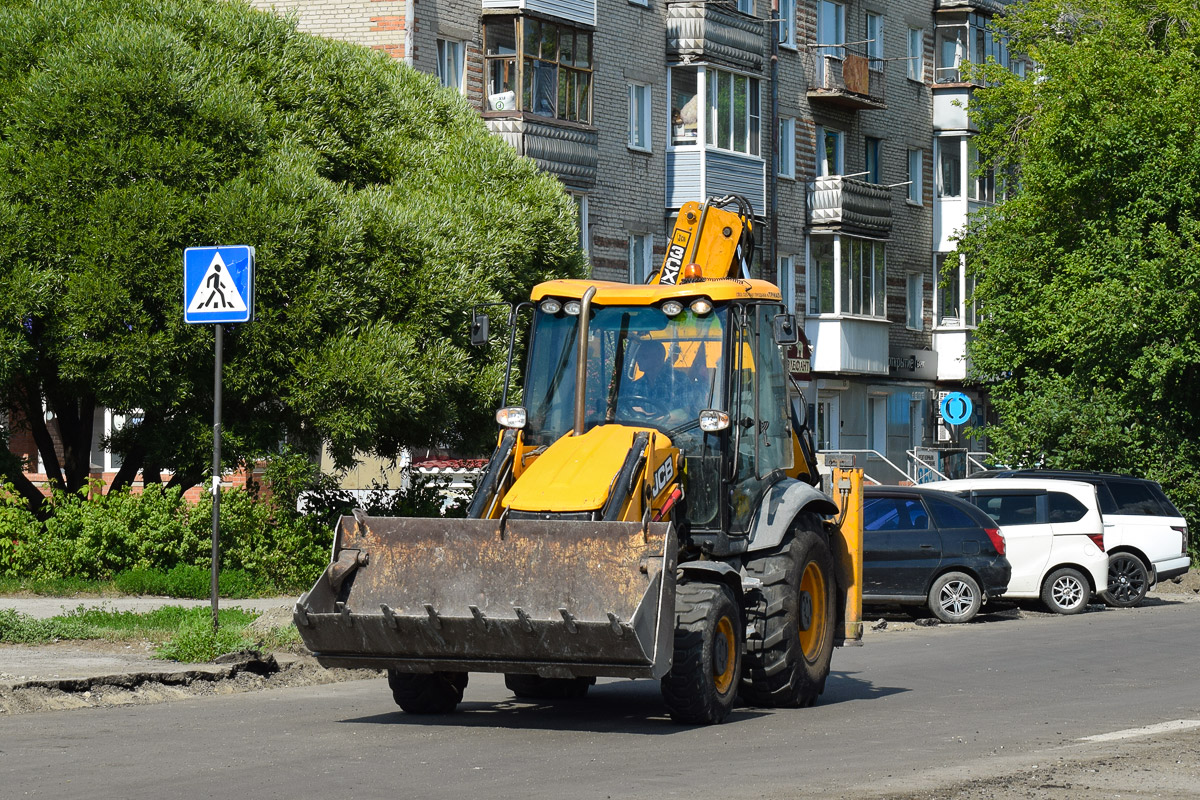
[1104,554,1149,608]
[927,571,982,623]
[740,520,837,708]
[504,674,595,699]
[387,670,468,714]
[661,582,743,725]
[1041,567,1090,614]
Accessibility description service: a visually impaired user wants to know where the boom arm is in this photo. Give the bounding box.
[652,196,756,285]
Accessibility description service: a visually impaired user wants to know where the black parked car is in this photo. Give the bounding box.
[863,486,1012,623]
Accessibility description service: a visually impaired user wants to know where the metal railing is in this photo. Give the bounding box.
[819,449,910,486]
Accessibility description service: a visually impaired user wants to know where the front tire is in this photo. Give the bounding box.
[928,571,982,623]
[1041,567,1090,614]
[1104,554,1149,608]
[388,670,468,714]
[661,582,743,725]
[740,521,837,708]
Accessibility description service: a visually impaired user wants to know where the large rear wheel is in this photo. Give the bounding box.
[1104,554,1149,608]
[660,581,743,725]
[387,670,468,714]
[740,519,837,708]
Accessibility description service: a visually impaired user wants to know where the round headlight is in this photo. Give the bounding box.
[563,300,582,315]
[539,299,562,314]
[690,298,714,316]
[662,300,684,317]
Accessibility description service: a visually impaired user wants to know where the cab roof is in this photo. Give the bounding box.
[531,278,784,305]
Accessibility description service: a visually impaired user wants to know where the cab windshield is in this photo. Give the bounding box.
[523,304,729,447]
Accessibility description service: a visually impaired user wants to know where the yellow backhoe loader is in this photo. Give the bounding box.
[294,196,864,724]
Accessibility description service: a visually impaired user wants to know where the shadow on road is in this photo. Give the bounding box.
[821,669,908,705]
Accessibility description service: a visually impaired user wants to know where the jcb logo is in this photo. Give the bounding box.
[659,229,691,285]
[651,457,675,496]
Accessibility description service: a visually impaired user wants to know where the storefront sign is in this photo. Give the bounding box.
[887,347,938,381]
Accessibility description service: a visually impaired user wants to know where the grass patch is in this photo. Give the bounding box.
[0,605,298,662]
[0,576,119,597]
[0,569,283,599]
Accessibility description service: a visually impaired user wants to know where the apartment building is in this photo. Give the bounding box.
[248,0,1020,483]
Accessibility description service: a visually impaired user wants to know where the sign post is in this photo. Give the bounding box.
[185,246,255,632]
[939,391,973,446]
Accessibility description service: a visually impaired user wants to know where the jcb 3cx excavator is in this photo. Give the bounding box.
[295,196,864,724]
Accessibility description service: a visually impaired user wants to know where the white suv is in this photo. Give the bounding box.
[971,470,1191,607]
[925,478,1109,614]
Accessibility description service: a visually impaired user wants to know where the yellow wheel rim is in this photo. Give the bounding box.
[798,561,828,662]
[713,615,736,694]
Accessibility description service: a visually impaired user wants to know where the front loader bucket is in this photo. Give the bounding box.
[294,515,678,680]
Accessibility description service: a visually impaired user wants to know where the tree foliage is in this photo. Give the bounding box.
[0,0,584,512]
[960,0,1200,525]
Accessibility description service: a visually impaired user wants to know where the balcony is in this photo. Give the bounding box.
[486,117,598,190]
[666,1,764,72]
[806,48,886,111]
[807,176,892,236]
[667,149,765,215]
[481,0,596,27]
[805,317,890,375]
[932,324,973,381]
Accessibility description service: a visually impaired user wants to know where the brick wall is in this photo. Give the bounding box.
[249,0,411,60]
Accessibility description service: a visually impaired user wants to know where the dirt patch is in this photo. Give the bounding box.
[1151,566,1200,596]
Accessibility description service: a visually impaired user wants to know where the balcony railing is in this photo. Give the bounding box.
[666,0,765,72]
[485,117,598,189]
[805,46,886,110]
[807,176,892,236]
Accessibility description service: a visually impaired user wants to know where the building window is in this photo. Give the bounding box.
[670,67,699,145]
[808,235,886,317]
[816,0,846,85]
[865,137,881,183]
[937,136,963,198]
[906,272,923,330]
[571,193,589,256]
[436,39,465,92]
[629,234,654,283]
[628,83,652,151]
[778,255,796,311]
[778,0,796,47]
[737,0,754,14]
[777,117,796,178]
[907,28,924,81]
[935,253,977,327]
[483,16,593,124]
[707,68,760,156]
[816,125,844,176]
[907,148,923,205]
[968,141,996,202]
[936,13,1021,84]
[866,13,884,70]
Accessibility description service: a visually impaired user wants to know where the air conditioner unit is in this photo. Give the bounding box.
[488,91,516,111]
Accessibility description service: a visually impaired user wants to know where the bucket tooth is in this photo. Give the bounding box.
[293,602,311,628]
[336,602,353,626]
[559,608,579,634]
[380,604,400,630]
[513,606,535,633]
[423,603,443,630]
[607,612,625,636]
[469,605,490,629]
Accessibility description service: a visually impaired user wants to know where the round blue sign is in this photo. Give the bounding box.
[940,392,973,426]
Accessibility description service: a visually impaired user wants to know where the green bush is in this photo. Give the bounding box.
[155,613,258,662]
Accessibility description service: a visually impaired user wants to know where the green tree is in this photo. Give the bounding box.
[959,0,1200,528]
[0,0,584,514]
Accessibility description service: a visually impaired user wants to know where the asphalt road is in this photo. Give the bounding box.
[2,597,1198,800]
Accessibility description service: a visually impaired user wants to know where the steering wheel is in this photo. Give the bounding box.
[620,393,670,421]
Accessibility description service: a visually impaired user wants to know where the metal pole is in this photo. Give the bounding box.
[211,323,222,633]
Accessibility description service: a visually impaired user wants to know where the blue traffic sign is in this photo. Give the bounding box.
[940,391,974,426]
[184,246,255,324]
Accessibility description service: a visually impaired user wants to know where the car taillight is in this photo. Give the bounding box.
[1171,525,1188,555]
[1087,532,1105,552]
[984,527,1006,556]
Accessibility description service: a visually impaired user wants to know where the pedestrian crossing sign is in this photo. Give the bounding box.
[184,246,255,324]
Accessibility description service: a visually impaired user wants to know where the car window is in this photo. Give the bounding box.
[1108,481,1162,516]
[1047,492,1088,523]
[971,492,1041,526]
[864,497,930,531]
[925,495,979,529]
[1147,483,1182,517]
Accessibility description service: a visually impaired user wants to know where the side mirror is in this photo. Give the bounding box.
[470,312,489,347]
[773,313,799,345]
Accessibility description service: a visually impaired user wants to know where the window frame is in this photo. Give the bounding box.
[778,0,797,48]
[907,148,924,205]
[936,135,964,199]
[706,67,761,157]
[907,28,925,82]
[777,254,796,312]
[777,116,796,178]
[906,272,924,330]
[866,13,884,70]
[864,136,882,184]
[628,83,652,152]
[816,125,844,177]
[435,38,466,93]
[629,233,655,283]
[807,234,887,318]
[482,16,594,124]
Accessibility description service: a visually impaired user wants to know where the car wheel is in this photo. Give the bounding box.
[1104,554,1149,608]
[1041,567,1090,614]
[927,571,982,623]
